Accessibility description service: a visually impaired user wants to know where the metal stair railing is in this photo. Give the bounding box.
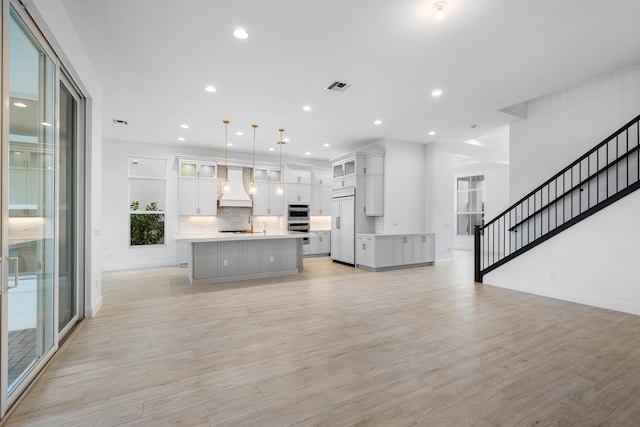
[475,113,640,283]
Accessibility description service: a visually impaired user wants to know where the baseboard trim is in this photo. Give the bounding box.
[484,277,640,316]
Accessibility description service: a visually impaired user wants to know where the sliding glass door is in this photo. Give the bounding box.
[1,1,84,418]
[1,3,57,411]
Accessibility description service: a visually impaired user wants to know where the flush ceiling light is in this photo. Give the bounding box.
[227,143,233,147]
[305,152,311,155]
[428,130,436,136]
[178,137,185,141]
[233,28,249,39]
[434,1,446,20]
[431,89,443,97]
[269,147,275,151]
[284,137,290,142]
[374,120,382,125]
[205,85,216,93]
[323,143,330,147]
[180,124,189,129]
[13,102,27,108]
[236,131,243,136]
[302,105,312,112]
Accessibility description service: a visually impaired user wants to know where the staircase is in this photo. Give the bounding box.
[475,113,640,283]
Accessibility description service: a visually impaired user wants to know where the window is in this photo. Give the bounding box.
[128,157,166,245]
[456,175,485,235]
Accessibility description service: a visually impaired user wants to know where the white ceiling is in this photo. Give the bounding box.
[59,0,640,162]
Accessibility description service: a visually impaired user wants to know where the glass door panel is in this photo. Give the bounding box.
[4,5,56,400]
[58,79,78,335]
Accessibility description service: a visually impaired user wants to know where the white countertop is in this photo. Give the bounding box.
[176,231,308,243]
[356,232,434,237]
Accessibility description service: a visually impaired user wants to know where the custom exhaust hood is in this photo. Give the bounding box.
[219,167,253,207]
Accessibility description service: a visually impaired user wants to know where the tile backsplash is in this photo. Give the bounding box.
[178,209,285,234]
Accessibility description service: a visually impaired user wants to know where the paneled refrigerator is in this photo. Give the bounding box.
[331,189,355,264]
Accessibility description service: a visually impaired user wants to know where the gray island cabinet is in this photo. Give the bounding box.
[176,232,307,285]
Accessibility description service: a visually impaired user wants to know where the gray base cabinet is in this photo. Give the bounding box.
[356,233,434,271]
[187,238,303,284]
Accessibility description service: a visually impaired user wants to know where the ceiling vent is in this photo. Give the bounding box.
[325,81,351,93]
[112,119,128,125]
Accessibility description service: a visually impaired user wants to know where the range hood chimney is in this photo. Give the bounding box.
[219,167,253,207]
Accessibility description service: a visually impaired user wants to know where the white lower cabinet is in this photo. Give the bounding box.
[356,233,435,271]
[304,231,331,256]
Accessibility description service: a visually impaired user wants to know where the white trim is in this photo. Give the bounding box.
[484,277,640,316]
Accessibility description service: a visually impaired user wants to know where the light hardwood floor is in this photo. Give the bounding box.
[4,252,640,426]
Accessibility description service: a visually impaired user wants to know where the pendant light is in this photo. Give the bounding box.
[276,128,285,195]
[249,124,258,195]
[223,120,230,193]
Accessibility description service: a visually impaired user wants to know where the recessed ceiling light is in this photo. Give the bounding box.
[284,138,290,142]
[180,124,189,129]
[13,102,27,108]
[205,85,216,93]
[227,143,233,147]
[431,89,443,97]
[233,28,249,39]
[323,143,330,147]
[236,131,243,136]
[178,137,185,141]
[305,152,311,155]
[41,122,52,127]
[374,120,382,125]
[302,105,312,112]
[428,131,436,136]
[269,147,275,151]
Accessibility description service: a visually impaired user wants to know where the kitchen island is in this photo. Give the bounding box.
[176,231,307,285]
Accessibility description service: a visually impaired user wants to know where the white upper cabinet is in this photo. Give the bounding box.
[311,169,331,216]
[284,166,312,204]
[284,167,311,184]
[364,151,384,216]
[178,158,217,215]
[252,168,284,216]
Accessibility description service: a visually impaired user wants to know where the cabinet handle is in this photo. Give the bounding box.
[320,209,323,215]
[337,216,341,229]
[3,256,19,292]
[197,207,200,214]
[403,237,407,244]
[362,243,366,250]
[268,209,271,214]
[341,180,345,187]
[319,237,323,242]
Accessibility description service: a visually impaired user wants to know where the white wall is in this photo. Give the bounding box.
[485,190,640,315]
[424,143,455,261]
[28,0,104,316]
[510,63,640,202]
[383,139,426,234]
[454,164,510,251]
[486,61,640,315]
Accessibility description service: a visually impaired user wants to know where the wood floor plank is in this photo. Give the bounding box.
[4,253,640,426]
